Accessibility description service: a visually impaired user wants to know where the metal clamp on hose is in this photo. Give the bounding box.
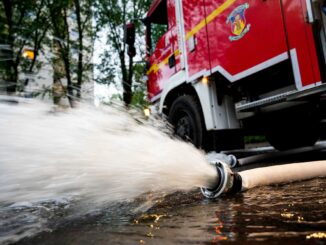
[201,161,242,198]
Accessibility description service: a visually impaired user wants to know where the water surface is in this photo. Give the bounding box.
[16,178,326,245]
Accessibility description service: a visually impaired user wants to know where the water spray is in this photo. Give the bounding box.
[201,157,326,199]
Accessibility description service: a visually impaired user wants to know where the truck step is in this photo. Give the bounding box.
[236,91,296,112]
[236,83,326,112]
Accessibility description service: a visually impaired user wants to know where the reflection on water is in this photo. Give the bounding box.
[17,178,326,245]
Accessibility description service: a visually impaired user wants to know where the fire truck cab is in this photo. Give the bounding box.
[141,0,326,151]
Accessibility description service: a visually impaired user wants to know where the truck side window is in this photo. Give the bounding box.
[146,0,168,55]
[150,23,168,53]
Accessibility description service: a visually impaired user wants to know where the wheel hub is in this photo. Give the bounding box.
[176,116,192,140]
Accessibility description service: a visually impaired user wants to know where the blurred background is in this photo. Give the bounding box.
[0,0,151,108]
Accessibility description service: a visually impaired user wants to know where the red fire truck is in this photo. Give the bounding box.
[128,0,326,151]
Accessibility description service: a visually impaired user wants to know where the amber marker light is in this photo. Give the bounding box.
[201,76,209,84]
[144,108,151,117]
[22,49,35,60]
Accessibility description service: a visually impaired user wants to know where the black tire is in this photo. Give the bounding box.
[168,95,205,148]
[266,109,320,151]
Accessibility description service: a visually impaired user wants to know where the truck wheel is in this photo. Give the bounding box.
[168,95,205,148]
[266,111,320,150]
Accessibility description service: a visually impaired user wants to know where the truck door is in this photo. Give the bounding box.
[182,0,211,81]
[167,0,182,73]
[147,30,174,100]
[146,0,176,101]
[204,0,288,82]
[282,0,323,88]
[314,0,326,72]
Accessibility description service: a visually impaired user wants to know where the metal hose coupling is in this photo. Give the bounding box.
[201,161,243,198]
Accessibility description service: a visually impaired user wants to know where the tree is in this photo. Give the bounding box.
[47,0,74,106]
[22,0,50,90]
[95,0,151,106]
[46,0,93,106]
[73,0,93,99]
[0,0,49,94]
[131,62,149,108]
[0,0,94,105]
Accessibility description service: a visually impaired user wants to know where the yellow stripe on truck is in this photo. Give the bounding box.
[186,0,236,40]
[147,0,236,75]
[147,49,181,75]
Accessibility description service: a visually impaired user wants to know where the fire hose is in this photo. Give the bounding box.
[201,159,326,199]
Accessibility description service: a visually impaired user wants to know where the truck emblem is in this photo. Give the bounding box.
[226,3,250,41]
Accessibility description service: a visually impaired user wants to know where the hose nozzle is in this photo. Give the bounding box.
[201,161,242,198]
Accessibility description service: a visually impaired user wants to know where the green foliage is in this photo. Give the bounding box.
[131,62,148,107]
[46,0,94,105]
[1,0,152,106]
[99,61,149,108]
[0,0,93,105]
[150,23,168,53]
[244,135,267,144]
[131,89,149,108]
[94,0,151,105]
[0,0,51,92]
[95,49,116,85]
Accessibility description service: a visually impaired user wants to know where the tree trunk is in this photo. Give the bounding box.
[74,0,83,99]
[2,0,16,94]
[120,50,132,106]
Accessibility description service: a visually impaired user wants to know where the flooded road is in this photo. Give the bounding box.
[15,147,326,245]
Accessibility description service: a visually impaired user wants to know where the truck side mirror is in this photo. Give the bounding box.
[124,23,136,46]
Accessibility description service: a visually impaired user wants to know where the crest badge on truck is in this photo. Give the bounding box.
[226,3,250,41]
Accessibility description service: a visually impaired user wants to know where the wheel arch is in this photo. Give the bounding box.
[160,78,240,131]
[162,83,200,116]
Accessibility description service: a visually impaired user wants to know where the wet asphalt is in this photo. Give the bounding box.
[14,142,326,245]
